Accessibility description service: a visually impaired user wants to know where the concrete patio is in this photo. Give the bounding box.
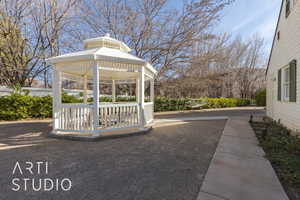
[0,108,289,200]
[0,114,226,200]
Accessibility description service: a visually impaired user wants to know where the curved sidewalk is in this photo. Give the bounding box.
[197,117,289,200]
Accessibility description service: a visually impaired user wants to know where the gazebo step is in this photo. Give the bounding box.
[48,127,152,142]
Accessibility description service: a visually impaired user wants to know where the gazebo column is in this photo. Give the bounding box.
[53,68,62,131]
[83,74,88,104]
[136,78,140,103]
[150,79,154,103]
[92,63,100,135]
[112,79,116,102]
[139,66,145,128]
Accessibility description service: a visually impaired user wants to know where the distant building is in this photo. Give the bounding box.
[30,80,44,88]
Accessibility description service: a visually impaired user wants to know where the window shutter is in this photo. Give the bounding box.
[278,69,282,101]
[289,59,297,102]
[286,0,291,18]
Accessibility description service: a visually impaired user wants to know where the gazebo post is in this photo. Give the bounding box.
[112,79,116,102]
[150,79,154,103]
[92,62,100,135]
[53,68,62,131]
[139,66,145,128]
[136,78,140,103]
[83,74,88,104]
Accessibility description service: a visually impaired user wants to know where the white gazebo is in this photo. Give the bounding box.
[47,34,157,137]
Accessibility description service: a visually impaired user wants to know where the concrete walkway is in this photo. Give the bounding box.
[197,117,289,200]
[154,116,229,124]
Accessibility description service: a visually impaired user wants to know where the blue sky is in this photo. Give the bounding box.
[169,0,282,54]
[215,0,282,54]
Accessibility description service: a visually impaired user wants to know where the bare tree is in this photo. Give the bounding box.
[1,0,265,98]
[158,33,266,98]
[0,0,77,87]
[72,0,233,79]
[232,35,266,98]
[0,11,28,86]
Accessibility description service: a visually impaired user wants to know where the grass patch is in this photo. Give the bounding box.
[250,119,300,200]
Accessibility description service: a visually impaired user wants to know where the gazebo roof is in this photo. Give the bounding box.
[83,34,131,52]
[47,47,144,65]
[46,34,157,75]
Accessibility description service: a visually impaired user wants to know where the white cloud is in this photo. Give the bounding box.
[232,15,258,32]
[256,16,277,40]
[232,1,279,34]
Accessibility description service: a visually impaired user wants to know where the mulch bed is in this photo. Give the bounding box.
[250,119,300,200]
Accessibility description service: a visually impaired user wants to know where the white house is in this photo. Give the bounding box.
[266,0,300,132]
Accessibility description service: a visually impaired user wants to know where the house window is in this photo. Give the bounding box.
[286,0,291,17]
[282,67,290,101]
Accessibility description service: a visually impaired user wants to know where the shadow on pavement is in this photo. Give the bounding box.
[0,121,53,151]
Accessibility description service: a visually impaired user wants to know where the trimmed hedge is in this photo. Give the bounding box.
[154,97,251,112]
[0,93,34,120]
[0,93,81,120]
[154,97,190,112]
[255,89,266,106]
[86,96,136,103]
[0,94,251,120]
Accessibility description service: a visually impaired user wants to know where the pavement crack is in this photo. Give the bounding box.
[200,190,230,200]
[217,150,266,161]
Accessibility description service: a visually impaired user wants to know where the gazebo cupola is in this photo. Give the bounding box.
[46,34,157,137]
[83,33,131,53]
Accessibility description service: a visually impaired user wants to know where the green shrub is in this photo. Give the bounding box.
[30,96,52,118]
[236,98,251,106]
[0,93,33,120]
[154,97,191,112]
[22,89,30,96]
[154,97,250,112]
[0,93,81,120]
[0,93,253,120]
[255,89,266,106]
[62,92,82,103]
[100,96,112,102]
[117,96,136,102]
[200,98,250,109]
[254,121,300,187]
[88,96,136,103]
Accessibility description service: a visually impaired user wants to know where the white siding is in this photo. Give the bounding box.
[267,0,300,132]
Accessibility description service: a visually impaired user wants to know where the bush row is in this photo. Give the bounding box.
[0,93,82,120]
[154,97,251,112]
[0,93,252,120]
[255,89,266,106]
[0,94,139,120]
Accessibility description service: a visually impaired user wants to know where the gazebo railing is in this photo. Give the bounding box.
[57,104,93,132]
[144,102,154,123]
[55,103,143,133]
[99,103,139,130]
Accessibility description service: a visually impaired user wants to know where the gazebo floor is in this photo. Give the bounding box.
[48,127,152,142]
